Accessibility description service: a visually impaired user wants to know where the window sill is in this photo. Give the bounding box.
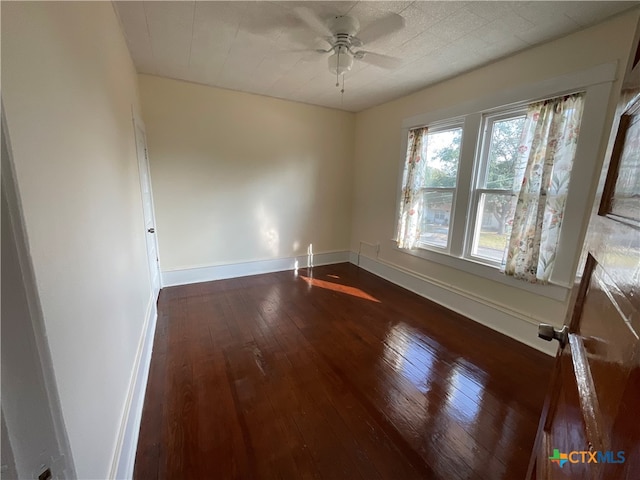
[392,241,569,302]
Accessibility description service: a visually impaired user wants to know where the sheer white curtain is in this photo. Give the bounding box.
[397,127,428,249]
[503,93,585,283]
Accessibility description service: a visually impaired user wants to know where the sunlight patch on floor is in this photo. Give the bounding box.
[300,275,380,303]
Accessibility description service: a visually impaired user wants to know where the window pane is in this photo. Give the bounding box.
[484,117,525,189]
[471,193,516,262]
[423,128,462,188]
[419,191,453,248]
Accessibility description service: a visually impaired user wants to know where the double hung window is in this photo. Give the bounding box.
[468,110,526,265]
[396,91,587,285]
[418,123,463,250]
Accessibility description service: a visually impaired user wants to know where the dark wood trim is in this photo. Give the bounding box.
[598,93,640,225]
[569,253,597,333]
[599,113,631,216]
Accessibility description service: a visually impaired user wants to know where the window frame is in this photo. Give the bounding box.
[394,62,618,298]
[465,107,527,267]
[413,120,465,253]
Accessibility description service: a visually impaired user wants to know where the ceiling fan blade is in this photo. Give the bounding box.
[357,13,405,45]
[276,49,325,63]
[293,7,333,38]
[280,30,330,52]
[356,51,402,69]
[280,48,320,53]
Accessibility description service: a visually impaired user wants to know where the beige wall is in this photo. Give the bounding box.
[2,2,151,478]
[0,4,636,476]
[351,11,640,326]
[138,74,355,272]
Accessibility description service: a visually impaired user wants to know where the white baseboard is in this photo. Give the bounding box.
[350,252,557,356]
[161,250,350,287]
[110,291,159,479]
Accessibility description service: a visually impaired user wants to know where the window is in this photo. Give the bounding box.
[468,111,526,265]
[418,124,463,250]
[396,91,588,285]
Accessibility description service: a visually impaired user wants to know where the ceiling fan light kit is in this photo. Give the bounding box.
[328,47,354,76]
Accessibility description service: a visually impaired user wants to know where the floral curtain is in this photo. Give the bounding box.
[397,127,428,249]
[503,93,585,283]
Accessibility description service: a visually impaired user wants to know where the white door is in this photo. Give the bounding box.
[134,121,161,296]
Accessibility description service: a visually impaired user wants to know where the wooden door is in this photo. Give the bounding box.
[527,30,640,480]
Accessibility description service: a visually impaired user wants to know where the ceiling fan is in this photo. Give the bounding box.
[293,7,405,87]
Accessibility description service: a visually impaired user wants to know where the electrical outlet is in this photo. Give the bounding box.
[38,468,52,480]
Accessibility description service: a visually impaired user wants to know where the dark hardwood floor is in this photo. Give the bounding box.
[134,263,553,480]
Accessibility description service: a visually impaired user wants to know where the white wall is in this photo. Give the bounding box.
[1,410,18,479]
[1,176,69,479]
[138,75,355,275]
[351,11,639,336]
[2,2,152,478]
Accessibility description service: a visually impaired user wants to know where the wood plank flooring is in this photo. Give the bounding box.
[134,263,553,479]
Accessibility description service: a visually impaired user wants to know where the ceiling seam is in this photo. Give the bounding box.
[141,2,157,71]
[216,4,246,84]
[187,0,196,69]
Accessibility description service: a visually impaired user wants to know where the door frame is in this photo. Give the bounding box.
[132,109,161,297]
[1,101,76,478]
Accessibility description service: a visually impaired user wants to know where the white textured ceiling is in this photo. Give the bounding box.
[114,1,636,112]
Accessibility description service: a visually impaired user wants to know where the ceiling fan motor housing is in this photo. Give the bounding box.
[328,15,360,37]
[326,15,361,75]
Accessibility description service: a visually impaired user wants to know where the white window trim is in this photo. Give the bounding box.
[465,107,527,266]
[394,62,618,298]
[391,239,569,301]
[414,120,464,253]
